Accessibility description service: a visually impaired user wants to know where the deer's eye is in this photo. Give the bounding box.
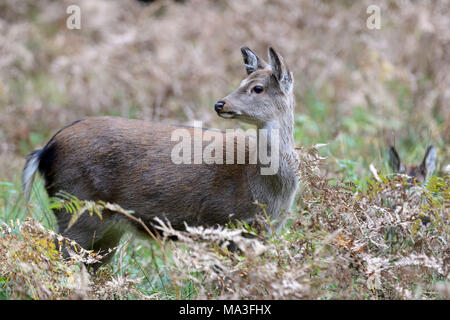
[252,85,264,94]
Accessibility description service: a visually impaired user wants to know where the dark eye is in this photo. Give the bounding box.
[252,85,264,94]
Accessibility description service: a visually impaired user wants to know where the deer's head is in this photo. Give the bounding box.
[214,47,294,129]
[388,146,437,184]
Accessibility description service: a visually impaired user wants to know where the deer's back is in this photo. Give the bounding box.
[38,116,259,229]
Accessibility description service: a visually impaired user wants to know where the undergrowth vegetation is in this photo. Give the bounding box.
[0,146,448,299]
[0,0,449,299]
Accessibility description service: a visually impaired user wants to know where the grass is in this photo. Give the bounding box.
[0,91,446,299]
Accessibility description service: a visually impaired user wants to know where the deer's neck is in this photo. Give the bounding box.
[258,106,296,163]
[252,108,298,224]
[260,120,295,156]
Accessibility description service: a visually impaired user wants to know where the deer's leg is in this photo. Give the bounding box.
[54,209,126,270]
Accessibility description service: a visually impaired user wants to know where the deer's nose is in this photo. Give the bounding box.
[214,101,225,113]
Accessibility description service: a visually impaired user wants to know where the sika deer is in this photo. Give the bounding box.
[22,46,299,264]
[388,146,437,184]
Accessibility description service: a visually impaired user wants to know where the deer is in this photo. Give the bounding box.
[22,46,299,266]
[388,145,437,225]
[388,146,437,184]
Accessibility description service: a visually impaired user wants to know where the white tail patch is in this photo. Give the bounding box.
[22,152,40,204]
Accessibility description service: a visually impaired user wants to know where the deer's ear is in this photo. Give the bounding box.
[268,47,293,95]
[240,47,267,75]
[420,146,437,178]
[389,146,401,172]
